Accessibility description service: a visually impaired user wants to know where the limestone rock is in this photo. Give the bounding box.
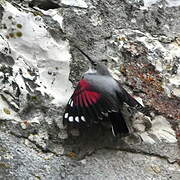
[0,0,179,179]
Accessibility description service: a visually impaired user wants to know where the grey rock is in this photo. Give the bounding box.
[0,0,180,179]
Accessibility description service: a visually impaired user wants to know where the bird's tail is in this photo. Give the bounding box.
[110,111,130,136]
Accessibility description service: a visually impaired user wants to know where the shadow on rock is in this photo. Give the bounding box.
[63,124,141,159]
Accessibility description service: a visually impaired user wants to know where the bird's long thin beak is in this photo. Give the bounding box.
[73,45,97,65]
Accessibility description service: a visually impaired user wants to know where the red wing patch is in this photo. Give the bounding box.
[73,80,101,107]
[63,79,118,126]
[73,90,101,106]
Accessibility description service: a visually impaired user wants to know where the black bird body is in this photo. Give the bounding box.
[63,48,144,136]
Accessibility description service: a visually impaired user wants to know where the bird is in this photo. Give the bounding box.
[63,46,146,136]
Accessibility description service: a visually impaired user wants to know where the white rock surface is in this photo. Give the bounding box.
[1,1,73,106]
[0,0,179,179]
[62,0,88,8]
[140,116,177,144]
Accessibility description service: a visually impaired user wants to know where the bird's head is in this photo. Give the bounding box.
[86,59,111,76]
[74,46,111,76]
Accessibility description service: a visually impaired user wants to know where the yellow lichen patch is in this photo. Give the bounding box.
[66,152,77,158]
[16,24,22,29]
[0,162,11,169]
[33,11,43,16]
[16,31,22,37]
[116,36,127,41]
[3,108,11,115]
[31,96,37,101]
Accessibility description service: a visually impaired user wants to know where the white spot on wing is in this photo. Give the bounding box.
[68,100,71,104]
[102,112,108,117]
[111,126,116,136]
[75,116,79,122]
[64,113,68,118]
[69,116,73,122]
[70,101,73,107]
[81,116,85,122]
[112,110,117,112]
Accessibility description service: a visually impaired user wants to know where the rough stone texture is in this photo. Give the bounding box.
[0,0,180,179]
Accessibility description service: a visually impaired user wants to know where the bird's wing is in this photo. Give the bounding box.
[63,79,118,126]
[116,80,145,112]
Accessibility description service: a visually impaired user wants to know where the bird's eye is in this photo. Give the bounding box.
[93,62,97,66]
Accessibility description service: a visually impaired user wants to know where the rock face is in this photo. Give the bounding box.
[0,0,180,179]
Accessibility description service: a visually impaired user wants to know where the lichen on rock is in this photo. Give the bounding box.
[0,0,180,179]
